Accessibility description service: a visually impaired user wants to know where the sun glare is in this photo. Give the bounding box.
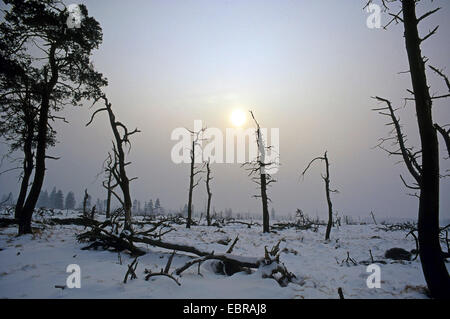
[230,109,247,127]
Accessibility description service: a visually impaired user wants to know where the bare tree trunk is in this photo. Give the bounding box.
[205,160,212,226]
[370,211,377,225]
[87,95,139,231]
[117,160,133,231]
[19,96,50,234]
[302,151,337,241]
[90,205,96,220]
[83,189,89,217]
[187,140,195,229]
[105,172,112,219]
[246,111,276,234]
[323,152,333,241]
[18,100,48,234]
[260,172,270,233]
[102,152,115,219]
[112,140,133,231]
[402,0,449,298]
[184,128,205,229]
[15,133,34,220]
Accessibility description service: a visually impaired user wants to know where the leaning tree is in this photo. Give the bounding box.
[367,0,450,298]
[301,151,338,241]
[0,56,42,220]
[86,94,139,230]
[0,0,107,234]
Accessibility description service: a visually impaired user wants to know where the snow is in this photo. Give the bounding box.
[0,210,447,299]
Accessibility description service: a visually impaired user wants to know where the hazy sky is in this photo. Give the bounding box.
[1,0,449,220]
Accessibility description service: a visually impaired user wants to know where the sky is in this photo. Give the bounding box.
[1,0,450,221]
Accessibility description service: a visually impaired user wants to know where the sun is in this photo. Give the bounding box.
[230,109,247,127]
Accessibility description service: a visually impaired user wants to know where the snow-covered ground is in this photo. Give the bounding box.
[0,209,447,299]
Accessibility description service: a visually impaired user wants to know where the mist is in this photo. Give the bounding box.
[1,0,449,221]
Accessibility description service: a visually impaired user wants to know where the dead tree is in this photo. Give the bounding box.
[301,151,338,241]
[82,189,89,218]
[86,94,140,230]
[368,0,450,298]
[90,206,96,220]
[101,152,116,219]
[77,219,296,287]
[205,159,213,226]
[338,287,345,300]
[243,111,277,233]
[185,127,206,229]
[370,211,377,225]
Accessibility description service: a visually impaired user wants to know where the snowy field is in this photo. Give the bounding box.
[0,209,448,299]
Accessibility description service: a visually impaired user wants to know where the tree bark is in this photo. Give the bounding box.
[86,96,138,230]
[301,152,336,240]
[206,160,212,226]
[14,129,34,220]
[14,85,35,220]
[83,189,89,217]
[187,140,195,229]
[323,152,333,241]
[249,111,271,233]
[105,172,112,219]
[18,96,49,234]
[402,0,450,298]
[260,172,270,233]
[104,98,133,229]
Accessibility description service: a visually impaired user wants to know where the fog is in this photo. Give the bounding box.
[1,0,449,220]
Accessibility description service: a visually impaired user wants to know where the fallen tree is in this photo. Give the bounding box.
[77,222,146,256]
[76,217,297,287]
[224,219,261,229]
[271,209,323,232]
